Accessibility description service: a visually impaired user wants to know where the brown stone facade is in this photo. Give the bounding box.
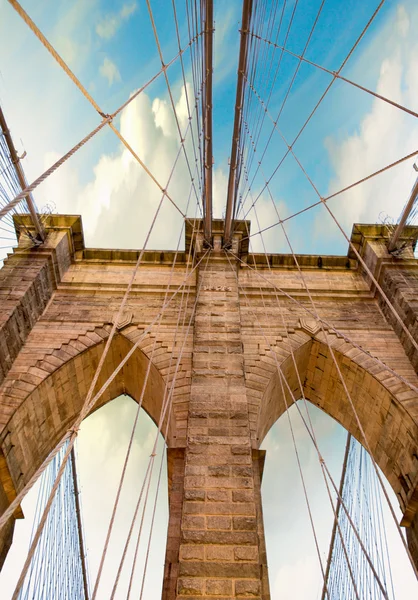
[0,216,417,595]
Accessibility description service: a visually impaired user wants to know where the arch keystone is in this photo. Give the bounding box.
[299,317,320,337]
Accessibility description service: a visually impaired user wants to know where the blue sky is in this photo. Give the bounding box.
[1,0,417,255]
[1,0,418,598]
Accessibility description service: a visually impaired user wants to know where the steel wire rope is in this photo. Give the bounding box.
[238,0,301,202]
[225,171,404,593]
[137,432,166,600]
[185,0,204,182]
[254,39,418,120]
[238,78,418,370]
[171,0,204,196]
[238,0,269,174]
[237,75,418,244]
[226,242,418,583]
[229,247,388,597]
[233,125,418,579]
[228,216,332,598]
[18,442,86,600]
[144,0,204,213]
[240,252,418,403]
[125,211,201,599]
[237,0,387,225]
[9,116,205,600]
[0,128,35,250]
[12,254,211,598]
[237,0,273,203]
[236,144,329,455]
[242,0,279,157]
[72,442,91,598]
[0,245,212,532]
[91,191,202,598]
[243,197,418,590]
[109,250,211,598]
[237,0,284,200]
[240,146,418,245]
[125,236,200,599]
[6,0,204,223]
[224,249,362,600]
[231,184,390,597]
[238,0,325,211]
[189,0,204,188]
[134,235,207,600]
[267,119,418,362]
[373,458,396,599]
[88,70,207,588]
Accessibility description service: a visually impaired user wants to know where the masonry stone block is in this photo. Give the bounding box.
[0,218,417,598]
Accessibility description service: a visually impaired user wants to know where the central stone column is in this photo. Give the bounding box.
[163,253,270,599]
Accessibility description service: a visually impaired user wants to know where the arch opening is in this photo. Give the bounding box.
[0,332,180,570]
[0,394,169,599]
[260,401,418,599]
[256,336,418,511]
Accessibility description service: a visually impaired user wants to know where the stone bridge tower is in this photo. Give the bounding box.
[0,215,417,599]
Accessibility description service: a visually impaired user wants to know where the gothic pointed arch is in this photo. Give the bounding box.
[252,329,418,544]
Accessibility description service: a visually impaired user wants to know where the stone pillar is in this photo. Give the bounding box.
[0,215,80,570]
[350,224,418,569]
[163,254,270,599]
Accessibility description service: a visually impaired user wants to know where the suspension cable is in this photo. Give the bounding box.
[238,0,387,223]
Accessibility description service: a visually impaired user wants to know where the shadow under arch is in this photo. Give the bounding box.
[0,332,174,511]
[256,336,418,522]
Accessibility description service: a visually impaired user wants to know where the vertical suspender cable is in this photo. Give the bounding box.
[70,448,90,600]
[321,433,352,600]
[0,105,45,241]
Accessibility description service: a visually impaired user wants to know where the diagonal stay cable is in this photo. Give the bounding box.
[241,147,418,244]
[225,249,386,599]
[238,0,387,223]
[145,0,203,210]
[226,250,418,398]
[239,71,418,359]
[235,123,416,404]
[254,38,418,120]
[271,121,418,356]
[109,250,211,599]
[233,118,418,576]
[225,234,331,598]
[10,123,200,598]
[244,177,397,596]
[91,199,201,598]
[125,223,200,600]
[0,248,209,547]
[7,0,203,222]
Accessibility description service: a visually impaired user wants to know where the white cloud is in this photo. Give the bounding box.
[274,555,321,600]
[214,4,240,84]
[316,3,418,239]
[51,0,96,69]
[99,57,122,86]
[37,83,199,252]
[396,5,410,37]
[96,2,138,40]
[120,2,138,20]
[96,15,119,40]
[76,396,167,599]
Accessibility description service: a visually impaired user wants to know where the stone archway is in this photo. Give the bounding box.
[255,332,418,566]
[1,216,418,597]
[0,331,176,567]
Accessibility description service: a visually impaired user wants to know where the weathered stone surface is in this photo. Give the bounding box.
[0,218,417,597]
